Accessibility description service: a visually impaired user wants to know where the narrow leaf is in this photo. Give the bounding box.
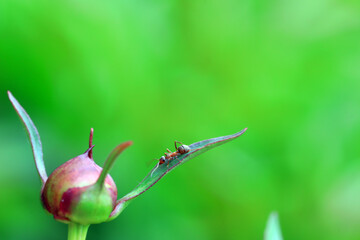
[8,91,47,185]
[96,141,133,188]
[109,128,247,220]
[264,212,283,240]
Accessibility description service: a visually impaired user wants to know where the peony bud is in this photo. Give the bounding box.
[41,146,118,225]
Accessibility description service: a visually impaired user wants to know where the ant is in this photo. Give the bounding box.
[151,141,191,176]
[163,141,191,161]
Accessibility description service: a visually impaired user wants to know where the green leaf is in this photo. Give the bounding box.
[8,91,48,185]
[264,212,283,240]
[108,128,247,220]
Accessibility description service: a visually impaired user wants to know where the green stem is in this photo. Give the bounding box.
[68,223,90,240]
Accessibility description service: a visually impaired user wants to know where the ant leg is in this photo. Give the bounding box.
[166,148,172,153]
[166,156,176,168]
[174,155,182,164]
[166,159,171,168]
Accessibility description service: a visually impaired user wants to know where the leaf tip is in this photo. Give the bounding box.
[7,90,15,103]
[123,140,133,147]
[264,211,283,240]
[238,127,248,135]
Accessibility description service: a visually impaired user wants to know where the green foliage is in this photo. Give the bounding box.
[264,212,283,240]
[1,0,360,239]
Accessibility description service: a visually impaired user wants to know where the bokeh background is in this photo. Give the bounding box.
[1,0,360,239]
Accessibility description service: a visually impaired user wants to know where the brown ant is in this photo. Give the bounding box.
[163,141,191,162]
[151,141,191,176]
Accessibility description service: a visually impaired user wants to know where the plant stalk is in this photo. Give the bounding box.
[68,223,90,240]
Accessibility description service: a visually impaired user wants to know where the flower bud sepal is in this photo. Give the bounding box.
[60,183,115,225]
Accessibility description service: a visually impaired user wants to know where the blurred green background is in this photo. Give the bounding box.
[1,0,360,239]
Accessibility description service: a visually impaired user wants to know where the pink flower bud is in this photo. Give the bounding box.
[41,147,118,224]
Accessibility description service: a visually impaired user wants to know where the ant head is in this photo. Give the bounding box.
[159,156,166,165]
[178,145,190,154]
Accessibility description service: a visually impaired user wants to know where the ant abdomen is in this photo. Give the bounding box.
[177,145,190,154]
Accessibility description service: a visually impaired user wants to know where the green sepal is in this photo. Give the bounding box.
[95,141,133,189]
[67,185,115,225]
[8,91,48,186]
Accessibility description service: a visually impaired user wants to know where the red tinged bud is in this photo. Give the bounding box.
[41,147,118,224]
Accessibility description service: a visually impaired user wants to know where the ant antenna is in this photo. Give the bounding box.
[174,141,183,151]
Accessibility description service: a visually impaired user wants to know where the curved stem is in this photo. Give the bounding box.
[68,223,90,240]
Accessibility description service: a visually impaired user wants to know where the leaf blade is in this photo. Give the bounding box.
[109,128,247,220]
[8,91,47,185]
